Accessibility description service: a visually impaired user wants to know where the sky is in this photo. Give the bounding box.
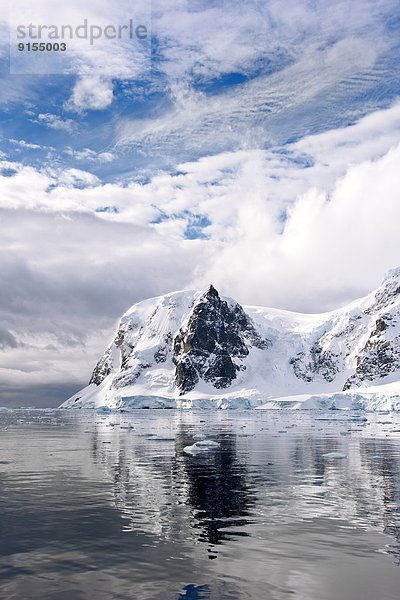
[1,0,400,407]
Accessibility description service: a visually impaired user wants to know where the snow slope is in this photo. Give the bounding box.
[60,269,400,411]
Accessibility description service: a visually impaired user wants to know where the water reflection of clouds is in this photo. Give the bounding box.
[89,413,255,550]
[87,411,400,561]
[2,410,400,599]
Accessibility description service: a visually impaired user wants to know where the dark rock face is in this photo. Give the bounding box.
[90,321,137,387]
[154,333,173,363]
[173,285,270,394]
[290,341,340,383]
[175,356,199,391]
[87,271,400,399]
[115,324,136,370]
[89,347,113,385]
[343,315,400,389]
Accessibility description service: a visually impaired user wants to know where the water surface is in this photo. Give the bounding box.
[1,409,400,599]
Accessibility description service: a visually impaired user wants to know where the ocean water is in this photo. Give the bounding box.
[1,408,400,600]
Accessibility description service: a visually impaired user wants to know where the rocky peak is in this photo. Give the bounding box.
[173,286,270,394]
[205,284,219,300]
[61,268,400,410]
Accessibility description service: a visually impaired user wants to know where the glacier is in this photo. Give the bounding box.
[60,268,400,411]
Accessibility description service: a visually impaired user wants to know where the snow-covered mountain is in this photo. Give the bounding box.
[60,269,400,411]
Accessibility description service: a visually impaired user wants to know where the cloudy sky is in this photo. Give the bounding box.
[1,0,400,406]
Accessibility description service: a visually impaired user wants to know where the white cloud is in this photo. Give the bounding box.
[58,168,100,188]
[115,33,387,159]
[1,102,400,396]
[0,159,155,218]
[36,113,77,132]
[65,76,114,113]
[2,102,400,310]
[153,0,393,81]
[111,0,397,155]
[197,144,400,311]
[10,138,42,150]
[65,146,115,162]
[7,0,151,112]
[9,138,55,151]
[4,0,397,118]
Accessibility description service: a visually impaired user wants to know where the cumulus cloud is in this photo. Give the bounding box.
[195,144,400,310]
[1,103,400,407]
[1,104,400,310]
[65,76,114,113]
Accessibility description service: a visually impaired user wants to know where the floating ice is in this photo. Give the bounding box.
[195,440,220,448]
[183,439,220,455]
[322,452,347,459]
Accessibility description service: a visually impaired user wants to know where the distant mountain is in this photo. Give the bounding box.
[60,269,400,411]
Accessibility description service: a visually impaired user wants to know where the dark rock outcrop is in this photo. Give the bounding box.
[173,285,270,393]
[290,341,340,383]
[89,346,113,385]
[83,269,400,403]
[343,315,400,389]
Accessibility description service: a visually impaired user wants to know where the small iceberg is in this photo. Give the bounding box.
[183,439,220,455]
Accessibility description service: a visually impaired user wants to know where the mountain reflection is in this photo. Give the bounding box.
[177,584,211,599]
[89,418,256,549]
[173,430,255,546]
[86,411,400,565]
[4,410,400,600]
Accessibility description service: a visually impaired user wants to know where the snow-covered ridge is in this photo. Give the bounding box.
[60,270,400,411]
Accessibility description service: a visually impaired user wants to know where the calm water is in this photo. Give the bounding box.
[1,409,400,600]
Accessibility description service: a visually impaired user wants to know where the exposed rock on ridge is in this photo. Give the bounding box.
[173,285,270,393]
[60,269,400,410]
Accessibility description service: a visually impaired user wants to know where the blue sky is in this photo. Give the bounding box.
[1,0,400,405]
[1,0,400,180]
